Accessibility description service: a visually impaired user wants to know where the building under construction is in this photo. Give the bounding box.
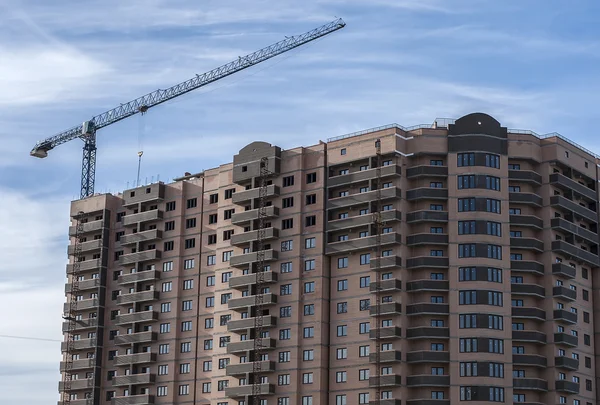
[61,112,600,405]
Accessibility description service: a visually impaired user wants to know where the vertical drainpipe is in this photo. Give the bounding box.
[192,174,205,405]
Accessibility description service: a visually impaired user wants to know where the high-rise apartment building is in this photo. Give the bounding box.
[59,112,600,405]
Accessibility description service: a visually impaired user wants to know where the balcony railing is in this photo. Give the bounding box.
[114,352,157,366]
[552,262,576,278]
[68,239,104,255]
[406,375,450,387]
[226,338,277,354]
[509,214,543,229]
[227,315,276,332]
[509,169,542,185]
[229,250,278,267]
[328,164,402,187]
[226,360,275,376]
[65,278,101,293]
[115,310,158,325]
[111,395,155,405]
[512,354,546,368]
[406,279,448,292]
[369,302,402,316]
[551,217,598,244]
[370,279,401,292]
[116,290,159,305]
[225,383,275,398]
[511,283,544,298]
[406,257,448,269]
[553,286,577,301]
[369,326,401,340]
[553,309,578,324]
[550,173,596,201]
[552,240,599,267]
[61,338,96,352]
[114,331,157,345]
[406,351,449,363]
[554,332,578,347]
[326,232,401,255]
[369,350,402,363]
[406,210,448,223]
[327,187,401,210]
[120,229,162,246]
[231,206,279,225]
[513,378,548,392]
[118,270,160,285]
[112,373,155,386]
[231,228,279,245]
[118,249,161,266]
[229,271,277,289]
[228,293,277,311]
[368,374,402,387]
[555,356,579,371]
[327,210,401,232]
[550,195,597,223]
[406,327,449,339]
[232,185,279,204]
[122,209,163,226]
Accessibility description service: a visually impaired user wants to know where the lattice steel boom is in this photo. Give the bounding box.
[29,18,346,198]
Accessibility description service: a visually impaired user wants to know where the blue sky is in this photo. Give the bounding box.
[2,0,600,403]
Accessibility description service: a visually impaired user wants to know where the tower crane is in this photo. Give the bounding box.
[30,18,346,199]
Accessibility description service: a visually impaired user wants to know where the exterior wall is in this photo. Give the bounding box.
[59,113,600,405]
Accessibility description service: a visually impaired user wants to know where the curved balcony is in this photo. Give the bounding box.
[511,307,546,321]
[406,188,448,201]
[551,217,598,245]
[550,173,596,201]
[406,165,448,178]
[553,309,577,324]
[406,210,448,223]
[555,356,579,371]
[406,351,449,363]
[406,257,448,269]
[553,286,577,301]
[550,195,597,223]
[513,378,548,392]
[552,262,576,278]
[509,169,542,185]
[509,214,543,229]
[406,303,448,316]
[510,237,544,252]
[554,332,578,347]
[406,375,449,387]
[552,240,599,267]
[509,192,542,207]
[512,354,546,368]
[512,330,546,344]
[510,260,544,275]
[406,327,449,339]
[406,233,448,246]
[406,279,448,292]
[511,283,544,298]
[555,380,579,394]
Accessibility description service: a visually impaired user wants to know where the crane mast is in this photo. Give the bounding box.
[30,18,346,198]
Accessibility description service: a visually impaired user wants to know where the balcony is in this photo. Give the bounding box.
[62,318,98,332]
[553,309,577,324]
[511,307,545,321]
[406,375,449,387]
[509,169,542,185]
[115,310,158,325]
[232,185,279,204]
[550,173,596,201]
[406,233,448,246]
[327,210,401,232]
[512,354,546,368]
[120,229,162,246]
[229,271,277,289]
[510,237,544,252]
[370,279,402,292]
[406,303,448,316]
[114,352,156,366]
[229,249,278,267]
[511,283,545,298]
[111,395,155,405]
[65,278,101,293]
[552,262,576,279]
[370,255,402,270]
[60,358,95,371]
[112,373,155,386]
[116,290,159,305]
[119,270,160,285]
[118,250,161,266]
[228,293,277,311]
[406,279,448,292]
[406,165,448,178]
[406,351,449,363]
[326,232,401,255]
[406,327,449,339]
[406,256,448,269]
[369,350,402,363]
[231,228,279,246]
[370,302,402,316]
[555,380,579,394]
[226,360,275,376]
[68,239,103,255]
[122,183,164,207]
[555,356,579,371]
[61,338,96,352]
[512,330,546,344]
[122,209,163,227]
[509,192,542,207]
[227,315,276,332]
[369,326,402,340]
[68,218,106,236]
[513,378,548,392]
[554,332,578,347]
[550,195,597,223]
[66,259,102,273]
[231,206,279,225]
[225,383,275,398]
[369,400,402,405]
[64,298,100,312]
[114,331,157,345]
[510,214,543,229]
[327,187,401,210]
[406,210,448,223]
[406,188,448,201]
[510,260,544,275]
[551,218,598,245]
[369,375,402,387]
[406,401,449,405]
[227,338,277,354]
[328,164,402,187]
[553,286,577,301]
[58,378,96,392]
[552,240,599,267]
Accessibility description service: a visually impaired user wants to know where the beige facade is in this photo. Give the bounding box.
[60,113,599,405]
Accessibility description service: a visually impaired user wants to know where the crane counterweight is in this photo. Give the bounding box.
[29,18,346,198]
